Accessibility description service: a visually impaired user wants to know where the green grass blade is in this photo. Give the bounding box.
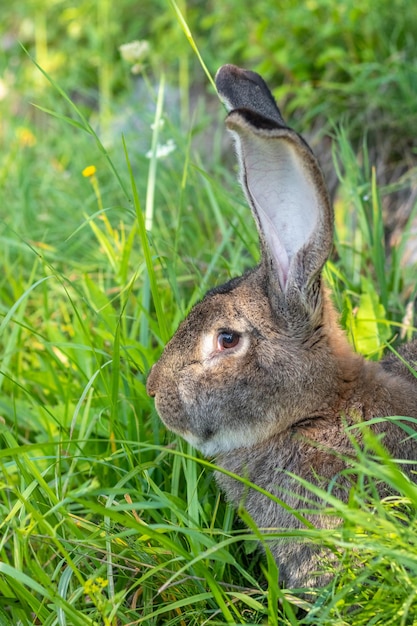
[169,0,216,93]
[122,137,169,344]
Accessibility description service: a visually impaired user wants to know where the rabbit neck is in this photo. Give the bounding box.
[214,358,417,486]
[338,357,417,420]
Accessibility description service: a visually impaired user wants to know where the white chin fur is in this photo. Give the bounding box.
[181,427,265,457]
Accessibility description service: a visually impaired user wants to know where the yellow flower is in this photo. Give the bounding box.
[82,165,97,178]
[83,576,108,596]
[84,578,99,596]
[17,127,36,147]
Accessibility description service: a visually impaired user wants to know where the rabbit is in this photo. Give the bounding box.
[146,64,417,590]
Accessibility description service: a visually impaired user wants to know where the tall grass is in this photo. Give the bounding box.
[1,1,417,624]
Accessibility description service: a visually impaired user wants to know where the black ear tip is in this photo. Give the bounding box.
[215,63,239,79]
[215,64,285,126]
[215,64,267,91]
[215,64,239,92]
[226,108,287,132]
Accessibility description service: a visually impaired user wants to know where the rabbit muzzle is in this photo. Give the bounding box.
[146,361,188,434]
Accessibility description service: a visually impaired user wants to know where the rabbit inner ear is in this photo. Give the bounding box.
[243,135,320,290]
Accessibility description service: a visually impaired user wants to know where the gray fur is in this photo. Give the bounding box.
[147,65,417,589]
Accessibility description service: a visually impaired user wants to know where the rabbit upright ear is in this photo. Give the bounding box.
[215,65,333,300]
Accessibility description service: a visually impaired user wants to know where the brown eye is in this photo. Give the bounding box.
[217,331,240,351]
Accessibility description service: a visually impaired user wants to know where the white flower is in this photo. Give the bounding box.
[146,139,176,160]
[119,40,150,64]
[150,119,165,131]
[131,63,143,75]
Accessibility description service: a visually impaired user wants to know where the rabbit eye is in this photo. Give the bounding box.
[217,331,240,350]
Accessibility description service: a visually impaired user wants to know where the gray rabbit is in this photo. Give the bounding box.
[147,64,417,589]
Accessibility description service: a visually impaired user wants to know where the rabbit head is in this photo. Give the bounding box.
[147,64,362,457]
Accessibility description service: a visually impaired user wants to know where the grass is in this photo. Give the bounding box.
[1,1,417,624]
